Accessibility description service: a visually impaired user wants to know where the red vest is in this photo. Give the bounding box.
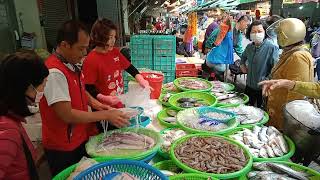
[40,55,96,151]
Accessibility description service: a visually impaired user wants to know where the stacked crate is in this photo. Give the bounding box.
[153,36,176,83]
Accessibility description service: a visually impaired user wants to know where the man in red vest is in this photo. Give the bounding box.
[39,20,130,176]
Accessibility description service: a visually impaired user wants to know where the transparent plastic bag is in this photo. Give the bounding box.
[285,100,320,130]
[68,157,98,180]
[118,86,151,108]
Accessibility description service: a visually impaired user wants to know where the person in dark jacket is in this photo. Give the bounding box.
[0,51,49,180]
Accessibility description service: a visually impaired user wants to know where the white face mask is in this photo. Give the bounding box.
[28,104,39,113]
[250,32,265,44]
[32,85,44,103]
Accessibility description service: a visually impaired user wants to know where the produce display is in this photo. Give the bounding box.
[213,92,246,104]
[94,132,155,156]
[222,105,265,125]
[161,129,187,153]
[177,108,235,132]
[229,126,289,158]
[177,97,210,108]
[174,136,248,174]
[248,162,312,180]
[67,157,98,180]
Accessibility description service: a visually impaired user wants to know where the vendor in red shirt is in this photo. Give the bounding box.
[39,20,130,176]
[83,18,150,109]
[0,51,49,180]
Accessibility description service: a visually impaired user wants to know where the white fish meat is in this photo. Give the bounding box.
[266,163,310,180]
[253,126,262,136]
[265,145,276,158]
[259,127,269,142]
[259,147,269,158]
[275,135,289,154]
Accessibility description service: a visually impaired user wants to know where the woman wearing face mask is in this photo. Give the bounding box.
[240,20,279,108]
[0,51,49,180]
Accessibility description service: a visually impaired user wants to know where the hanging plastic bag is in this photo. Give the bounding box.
[206,31,234,65]
[118,86,151,108]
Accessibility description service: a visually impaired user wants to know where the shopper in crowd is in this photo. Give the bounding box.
[202,15,250,81]
[183,25,194,57]
[0,51,48,180]
[259,79,320,99]
[240,20,279,108]
[83,18,151,110]
[265,18,314,130]
[39,20,130,176]
[311,27,320,80]
[266,15,283,47]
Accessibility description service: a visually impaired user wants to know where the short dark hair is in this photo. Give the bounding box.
[246,20,268,40]
[266,15,282,26]
[238,15,250,23]
[0,51,49,117]
[90,18,118,47]
[56,20,89,46]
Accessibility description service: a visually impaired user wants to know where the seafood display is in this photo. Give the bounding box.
[68,157,98,180]
[161,129,187,153]
[163,82,178,92]
[162,109,178,124]
[161,93,172,103]
[211,81,234,92]
[223,105,265,125]
[174,136,248,174]
[229,126,289,158]
[213,92,246,104]
[248,162,311,180]
[177,79,210,90]
[94,132,155,156]
[178,109,231,132]
[177,97,210,108]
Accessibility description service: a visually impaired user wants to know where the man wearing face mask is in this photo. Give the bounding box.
[39,20,130,176]
[240,20,279,108]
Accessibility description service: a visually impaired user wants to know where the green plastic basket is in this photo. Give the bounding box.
[53,157,110,180]
[170,173,218,180]
[242,161,320,180]
[227,126,296,162]
[157,108,179,128]
[174,77,213,92]
[170,134,253,179]
[168,91,217,111]
[176,107,239,135]
[153,160,182,174]
[158,127,186,159]
[219,104,269,128]
[211,82,235,92]
[159,93,172,107]
[215,93,249,107]
[85,128,162,160]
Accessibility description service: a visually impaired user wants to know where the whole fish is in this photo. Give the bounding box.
[249,171,297,180]
[253,162,272,171]
[259,127,269,142]
[267,163,310,180]
[275,135,289,154]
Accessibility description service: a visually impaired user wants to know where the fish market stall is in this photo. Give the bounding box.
[54,77,320,179]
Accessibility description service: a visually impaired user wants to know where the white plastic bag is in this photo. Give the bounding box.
[285,100,320,130]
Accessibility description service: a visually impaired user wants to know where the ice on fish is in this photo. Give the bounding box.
[223,105,264,125]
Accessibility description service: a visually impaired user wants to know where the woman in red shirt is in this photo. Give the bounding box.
[0,51,49,180]
[83,18,150,108]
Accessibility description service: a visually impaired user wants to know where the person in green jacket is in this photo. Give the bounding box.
[259,79,320,98]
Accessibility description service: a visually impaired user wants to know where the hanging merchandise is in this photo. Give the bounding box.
[188,12,197,36]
